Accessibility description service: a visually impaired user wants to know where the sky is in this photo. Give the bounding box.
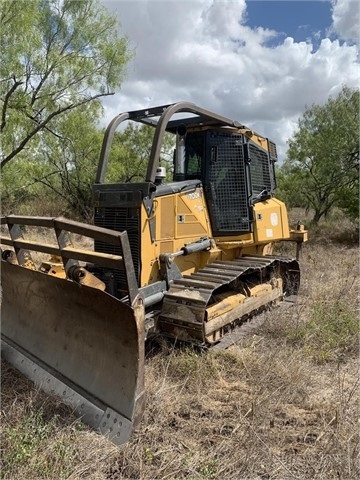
[100,0,359,160]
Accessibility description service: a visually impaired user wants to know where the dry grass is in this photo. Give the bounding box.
[1,216,359,479]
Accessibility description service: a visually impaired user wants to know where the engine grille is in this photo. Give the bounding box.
[94,206,140,296]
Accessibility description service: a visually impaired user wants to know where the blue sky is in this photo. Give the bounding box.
[245,1,334,49]
[102,0,359,160]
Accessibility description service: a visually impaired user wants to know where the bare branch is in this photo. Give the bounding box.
[1,91,114,169]
[1,76,23,131]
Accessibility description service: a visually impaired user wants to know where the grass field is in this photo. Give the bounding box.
[1,213,359,479]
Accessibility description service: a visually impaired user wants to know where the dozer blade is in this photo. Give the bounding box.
[1,260,145,445]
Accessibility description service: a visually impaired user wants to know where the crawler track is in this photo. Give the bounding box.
[158,255,300,345]
[211,294,298,350]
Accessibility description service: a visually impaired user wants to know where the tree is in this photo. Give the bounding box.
[106,124,175,184]
[27,120,175,220]
[1,115,176,220]
[279,86,359,224]
[0,0,132,169]
[275,164,307,210]
[30,105,105,220]
[1,103,104,219]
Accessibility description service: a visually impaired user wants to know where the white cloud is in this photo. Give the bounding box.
[331,0,360,44]
[101,0,359,161]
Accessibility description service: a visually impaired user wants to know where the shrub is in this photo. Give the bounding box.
[286,300,359,363]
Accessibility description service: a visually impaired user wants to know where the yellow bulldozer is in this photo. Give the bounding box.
[1,102,307,445]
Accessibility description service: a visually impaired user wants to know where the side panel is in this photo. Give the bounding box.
[253,198,290,243]
[141,186,213,285]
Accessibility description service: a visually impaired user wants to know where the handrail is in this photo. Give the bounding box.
[0,215,139,305]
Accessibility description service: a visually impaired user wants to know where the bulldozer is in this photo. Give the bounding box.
[1,101,307,445]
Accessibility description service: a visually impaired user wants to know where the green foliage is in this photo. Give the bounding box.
[2,406,81,479]
[277,86,359,223]
[1,114,176,220]
[1,104,104,220]
[167,348,218,383]
[106,123,175,183]
[2,410,67,478]
[169,349,203,378]
[286,300,359,363]
[275,164,307,209]
[2,409,56,471]
[0,0,132,168]
[197,460,218,479]
[0,0,136,218]
[336,181,359,222]
[306,208,359,245]
[143,445,155,464]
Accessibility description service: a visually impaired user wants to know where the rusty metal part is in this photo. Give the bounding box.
[39,256,65,277]
[2,249,19,264]
[67,265,106,290]
[157,255,300,345]
[39,260,66,277]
